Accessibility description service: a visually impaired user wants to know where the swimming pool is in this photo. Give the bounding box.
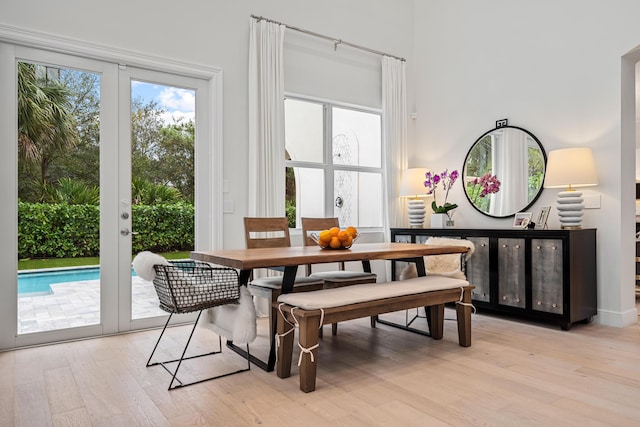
[18,267,136,295]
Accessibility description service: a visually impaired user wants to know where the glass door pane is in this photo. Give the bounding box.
[129,80,196,320]
[17,61,103,334]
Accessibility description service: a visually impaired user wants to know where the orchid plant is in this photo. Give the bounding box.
[467,172,501,204]
[424,169,459,215]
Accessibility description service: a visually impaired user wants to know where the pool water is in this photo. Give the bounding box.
[18,267,136,295]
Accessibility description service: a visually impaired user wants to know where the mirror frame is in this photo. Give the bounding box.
[462,125,547,218]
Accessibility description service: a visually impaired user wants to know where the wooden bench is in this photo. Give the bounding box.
[274,276,475,392]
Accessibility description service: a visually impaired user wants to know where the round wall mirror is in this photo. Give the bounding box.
[463,125,546,218]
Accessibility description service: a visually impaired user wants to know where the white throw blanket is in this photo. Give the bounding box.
[199,286,257,344]
[400,237,475,280]
[132,251,170,281]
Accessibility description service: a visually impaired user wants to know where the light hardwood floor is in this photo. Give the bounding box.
[1,307,640,427]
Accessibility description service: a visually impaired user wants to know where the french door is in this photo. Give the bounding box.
[0,42,219,349]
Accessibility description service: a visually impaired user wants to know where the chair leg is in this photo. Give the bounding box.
[146,313,173,368]
[147,310,251,390]
[332,323,338,335]
[167,311,203,390]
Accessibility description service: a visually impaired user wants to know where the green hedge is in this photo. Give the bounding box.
[18,202,194,259]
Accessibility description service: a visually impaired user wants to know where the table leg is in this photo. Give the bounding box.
[226,268,274,371]
[228,266,299,372]
[280,266,299,294]
[414,256,426,277]
[238,269,251,286]
[373,256,433,336]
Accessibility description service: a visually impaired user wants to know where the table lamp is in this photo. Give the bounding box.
[399,168,430,228]
[544,147,598,229]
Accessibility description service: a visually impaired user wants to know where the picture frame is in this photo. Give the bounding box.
[536,206,551,229]
[513,212,532,228]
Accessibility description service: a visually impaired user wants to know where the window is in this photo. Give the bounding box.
[285,97,383,228]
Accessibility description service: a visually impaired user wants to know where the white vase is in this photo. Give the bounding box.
[431,213,454,228]
[431,213,446,228]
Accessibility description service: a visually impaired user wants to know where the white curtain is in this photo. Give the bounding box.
[382,56,408,240]
[248,17,286,316]
[248,17,286,217]
[490,128,529,216]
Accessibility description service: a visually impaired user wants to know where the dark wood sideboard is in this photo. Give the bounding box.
[390,228,597,330]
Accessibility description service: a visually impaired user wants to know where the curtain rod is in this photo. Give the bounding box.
[251,14,406,62]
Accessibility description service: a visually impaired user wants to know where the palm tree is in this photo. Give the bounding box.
[17,62,79,199]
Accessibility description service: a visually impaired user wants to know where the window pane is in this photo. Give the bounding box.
[285,98,323,163]
[286,167,325,227]
[332,107,381,168]
[334,171,382,227]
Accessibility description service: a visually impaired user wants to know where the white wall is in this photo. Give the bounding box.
[414,0,640,326]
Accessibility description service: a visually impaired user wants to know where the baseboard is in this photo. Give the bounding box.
[594,307,638,327]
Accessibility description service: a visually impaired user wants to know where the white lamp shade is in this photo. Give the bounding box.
[399,168,429,197]
[544,147,598,189]
[544,147,598,230]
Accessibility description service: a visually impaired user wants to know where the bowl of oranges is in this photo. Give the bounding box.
[311,226,359,250]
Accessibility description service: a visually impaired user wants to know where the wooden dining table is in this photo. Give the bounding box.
[190,242,469,371]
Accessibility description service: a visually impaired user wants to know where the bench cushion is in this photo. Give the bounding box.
[276,275,469,310]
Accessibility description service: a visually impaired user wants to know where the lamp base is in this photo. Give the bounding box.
[556,190,584,229]
[407,199,426,228]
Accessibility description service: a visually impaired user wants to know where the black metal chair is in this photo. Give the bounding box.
[146,260,251,390]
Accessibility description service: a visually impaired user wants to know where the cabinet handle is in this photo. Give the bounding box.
[537,301,542,305]
[552,246,557,250]
[552,303,557,308]
[515,245,520,249]
[536,246,541,250]
[502,244,507,248]
[516,298,520,303]
[502,296,507,300]
[480,243,486,247]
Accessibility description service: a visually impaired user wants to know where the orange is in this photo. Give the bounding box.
[329,236,342,249]
[337,230,350,242]
[318,229,332,244]
[345,226,358,237]
[329,227,340,237]
[343,235,353,247]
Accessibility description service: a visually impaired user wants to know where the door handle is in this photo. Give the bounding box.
[120,228,140,236]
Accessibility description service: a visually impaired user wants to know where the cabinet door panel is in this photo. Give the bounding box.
[531,239,563,314]
[498,238,525,308]
[394,234,412,243]
[467,237,490,302]
[416,235,432,244]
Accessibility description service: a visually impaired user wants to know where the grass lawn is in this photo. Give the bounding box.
[18,251,191,270]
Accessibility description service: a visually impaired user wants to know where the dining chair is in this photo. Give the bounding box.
[301,217,377,335]
[244,217,324,346]
[144,259,251,390]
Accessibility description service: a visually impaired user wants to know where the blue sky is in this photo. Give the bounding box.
[131,81,195,124]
